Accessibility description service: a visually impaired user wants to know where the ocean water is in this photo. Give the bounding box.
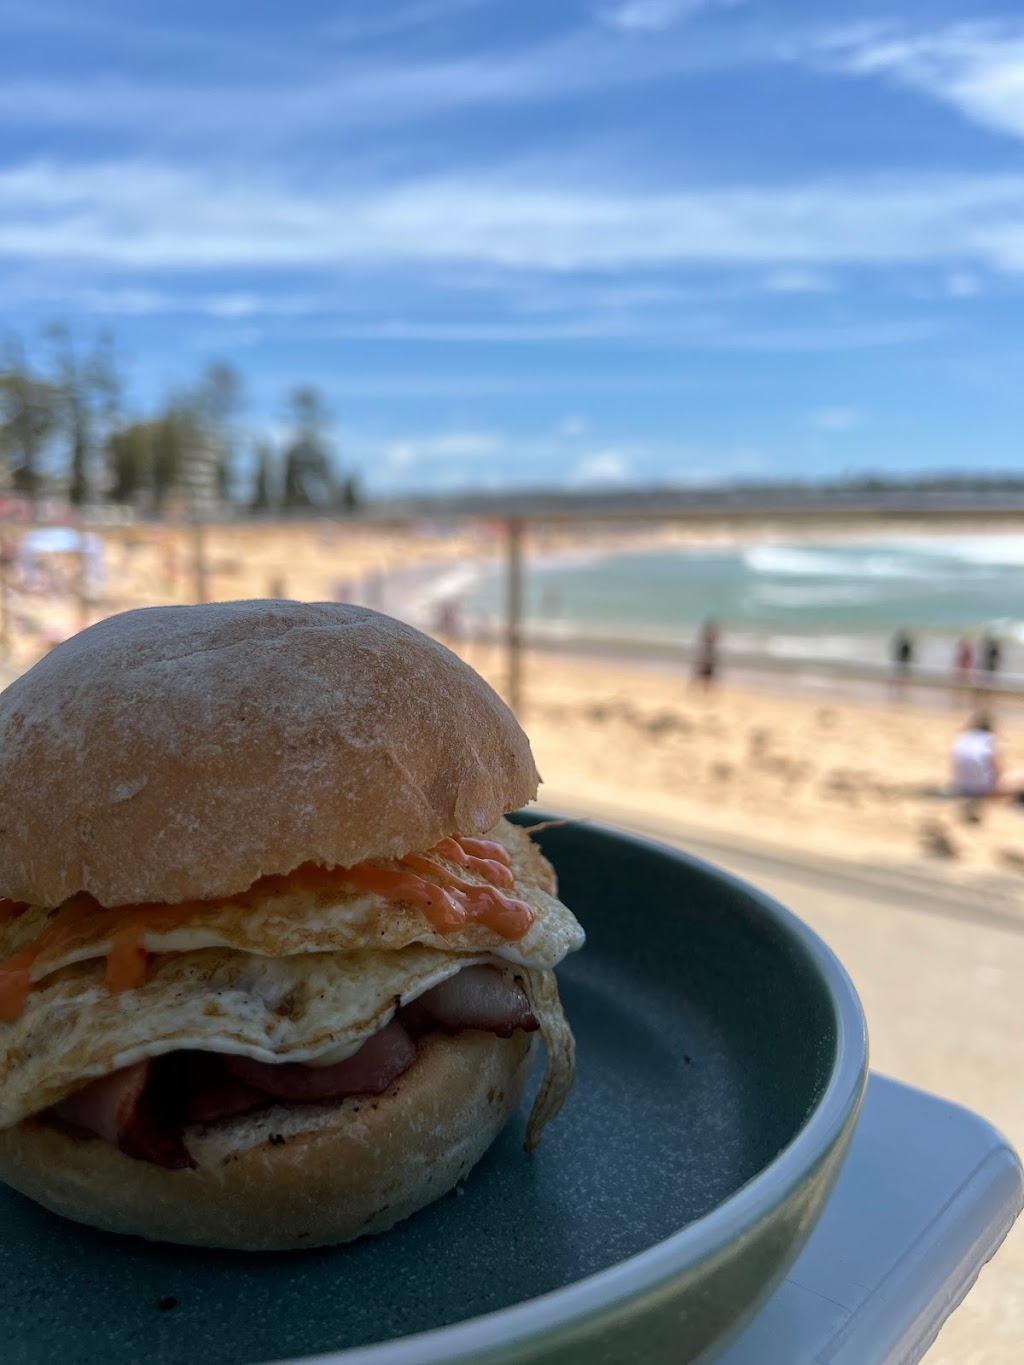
[455,534,1024,679]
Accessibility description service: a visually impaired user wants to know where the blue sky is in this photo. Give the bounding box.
[4,0,1024,493]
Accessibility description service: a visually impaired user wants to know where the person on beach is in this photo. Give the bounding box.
[892,630,914,677]
[950,714,1024,799]
[979,634,1002,686]
[693,619,720,691]
[890,629,914,700]
[953,636,974,704]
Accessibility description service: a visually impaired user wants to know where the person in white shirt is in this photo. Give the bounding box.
[949,715,1024,798]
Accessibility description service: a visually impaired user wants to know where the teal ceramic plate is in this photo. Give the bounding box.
[0,814,867,1365]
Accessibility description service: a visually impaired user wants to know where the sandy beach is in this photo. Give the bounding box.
[1,518,1021,1360]
[495,651,1024,881]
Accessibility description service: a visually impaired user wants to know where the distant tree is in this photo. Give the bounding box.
[45,323,121,507]
[282,385,333,509]
[152,405,192,515]
[0,341,61,509]
[108,421,154,504]
[250,441,275,512]
[89,331,121,499]
[288,385,328,436]
[107,403,192,512]
[339,474,361,514]
[195,361,242,504]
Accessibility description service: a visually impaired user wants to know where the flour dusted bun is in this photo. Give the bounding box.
[0,601,539,908]
[0,600,578,1255]
[0,1032,536,1250]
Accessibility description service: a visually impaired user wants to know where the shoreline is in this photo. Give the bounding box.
[462,629,1024,714]
[400,530,1024,700]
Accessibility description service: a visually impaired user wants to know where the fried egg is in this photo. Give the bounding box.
[0,945,574,1136]
[0,820,582,987]
[0,822,581,1140]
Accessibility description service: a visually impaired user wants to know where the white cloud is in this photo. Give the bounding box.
[316,318,657,341]
[511,280,699,315]
[203,292,265,318]
[0,272,334,318]
[761,268,835,293]
[324,0,496,42]
[569,450,633,486]
[382,430,504,473]
[816,22,1024,145]
[316,373,696,399]
[946,270,980,297]
[383,442,419,474]
[0,0,227,54]
[73,286,170,315]
[0,25,734,143]
[558,414,588,437]
[340,424,780,494]
[191,324,262,350]
[7,158,1024,278]
[968,224,1024,271]
[301,316,938,349]
[598,0,735,34]
[808,406,863,431]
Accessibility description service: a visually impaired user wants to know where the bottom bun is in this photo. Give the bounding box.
[0,1031,536,1250]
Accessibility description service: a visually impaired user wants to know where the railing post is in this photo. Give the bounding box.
[192,521,208,604]
[75,522,93,633]
[0,534,9,659]
[505,517,524,715]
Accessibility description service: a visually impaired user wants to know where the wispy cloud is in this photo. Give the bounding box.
[0,277,332,320]
[558,414,588,437]
[7,159,1024,277]
[372,425,622,491]
[314,317,939,350]
[699,321,938,351]
[761,267,835,293]
[569,449,633,485]
[815,22,1024,145]
[251,415,776,493]
[315,374,706,400]
[597,0,739,34]
[945,270,981,298]
[315,318,668,342]
[0,26,732,142]
[808,406,863,431]
[324,0,498,43]
[383,429,504,474]
[192,324,262,351]
[0,0,215,50]
[377,431,641,492]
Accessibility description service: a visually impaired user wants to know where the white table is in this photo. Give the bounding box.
[717,1073,1024,1364]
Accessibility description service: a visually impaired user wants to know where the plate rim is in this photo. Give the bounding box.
[279,811,869,1365]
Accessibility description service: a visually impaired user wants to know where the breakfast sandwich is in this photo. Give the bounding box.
[0,600,584,1249]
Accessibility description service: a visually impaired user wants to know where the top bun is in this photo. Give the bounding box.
[0,601,539,908]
